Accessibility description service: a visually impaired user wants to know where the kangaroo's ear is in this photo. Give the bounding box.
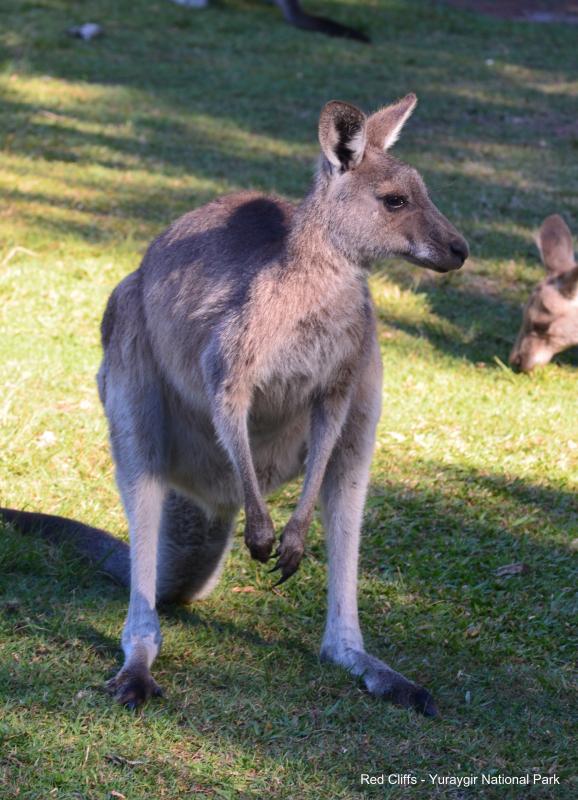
[318,101,367,171]
[366,93,417,151]
[537,214,575,275]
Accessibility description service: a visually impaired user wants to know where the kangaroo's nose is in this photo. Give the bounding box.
[449,238,469,264]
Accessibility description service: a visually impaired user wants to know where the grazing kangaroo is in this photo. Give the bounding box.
[172,0,369,43]
[275,0,369,41]
[1,94,468,715]
[510,215,578,372]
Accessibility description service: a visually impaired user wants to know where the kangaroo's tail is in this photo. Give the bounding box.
[0,507,130,587]
[276,0,370,43]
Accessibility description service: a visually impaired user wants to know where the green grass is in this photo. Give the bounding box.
[1,1,577,797]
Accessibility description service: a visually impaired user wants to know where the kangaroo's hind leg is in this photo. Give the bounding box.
[103,378,169,707]
[100,273,174,708]
[156,490,237,605]
[319,345,437,716]
[106,462,166,709]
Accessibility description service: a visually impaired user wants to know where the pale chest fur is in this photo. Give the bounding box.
[246,267,371,417]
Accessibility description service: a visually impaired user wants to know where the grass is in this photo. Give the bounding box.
[0,0,577,797]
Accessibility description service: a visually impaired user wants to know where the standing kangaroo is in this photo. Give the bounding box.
[510,215,578,372]
[1,95,468,715]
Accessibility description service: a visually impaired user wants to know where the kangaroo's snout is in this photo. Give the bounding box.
[509,350,521,369]
[509,344,553,373]
[410,202,469,273]
[421,225,469,273]
[509,349,531,373]
[449,237,469,266]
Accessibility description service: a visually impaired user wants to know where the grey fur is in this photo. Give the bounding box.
[510,214,578,372]
[3,96,468,715]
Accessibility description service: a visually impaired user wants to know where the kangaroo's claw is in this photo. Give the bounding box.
[106,667,163,709]
[269,525,305,584]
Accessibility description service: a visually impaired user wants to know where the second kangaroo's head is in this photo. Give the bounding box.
[509,215,578,373]
[316,95,468,271]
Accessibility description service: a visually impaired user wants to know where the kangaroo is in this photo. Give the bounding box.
[510,215,578,372]
[1,94,468,715]
[172,0,369,43]
[268,0,369,42]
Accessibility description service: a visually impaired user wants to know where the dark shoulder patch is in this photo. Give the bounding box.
[223,197,291,259]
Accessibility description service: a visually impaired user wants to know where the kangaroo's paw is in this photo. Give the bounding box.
[322,646,438,717]
[269,519,306,584]
[244,513,275,563]
[363,661,437,716]
[106,666,163,710]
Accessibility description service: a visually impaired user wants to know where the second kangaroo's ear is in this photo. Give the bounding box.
[318,101,367,171]
[366,93,417,151]
[537,214,575,275]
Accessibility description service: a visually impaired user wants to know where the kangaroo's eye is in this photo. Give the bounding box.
[383,194,407,211]
[533,322,549,335]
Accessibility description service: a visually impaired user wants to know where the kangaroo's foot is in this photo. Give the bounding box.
[321,644,437,717]
[244,511,275,563]
[270,518,307,584]
[107,666,163,710]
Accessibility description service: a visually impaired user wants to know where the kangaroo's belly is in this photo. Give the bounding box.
[166,399,309,514]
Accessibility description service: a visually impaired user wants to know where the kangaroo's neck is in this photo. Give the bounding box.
[285,178,367,277]
[265,192,367,327]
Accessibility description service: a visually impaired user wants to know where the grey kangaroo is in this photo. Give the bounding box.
[274,0,368,41]
[510,214,578,372]
[1,95,468,715]
[173,0,369,42]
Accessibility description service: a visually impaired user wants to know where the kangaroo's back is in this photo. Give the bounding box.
[136,192,293,384]
[142,191,294,289]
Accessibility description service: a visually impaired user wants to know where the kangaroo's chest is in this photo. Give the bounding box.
[252,299,369,423]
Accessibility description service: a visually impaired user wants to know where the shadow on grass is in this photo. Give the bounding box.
[1,0,578,257]
[2,80,574,246]
[0,459,575,762]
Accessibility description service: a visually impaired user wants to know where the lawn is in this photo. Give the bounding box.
[0,1,577,798]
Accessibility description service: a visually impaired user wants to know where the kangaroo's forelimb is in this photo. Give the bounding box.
[207,381,275,564]
[271,383,354,583]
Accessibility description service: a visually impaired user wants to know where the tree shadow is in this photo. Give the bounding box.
[3,82,570,273]
[1,1,577,179]
[1,0,577,294]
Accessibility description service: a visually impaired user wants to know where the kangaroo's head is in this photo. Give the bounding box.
[509,215,578,372]
[316,95,469,271]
